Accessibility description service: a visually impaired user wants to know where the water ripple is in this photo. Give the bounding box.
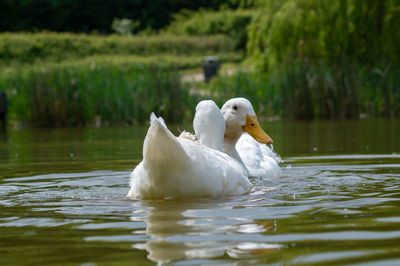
[0,153,399,265]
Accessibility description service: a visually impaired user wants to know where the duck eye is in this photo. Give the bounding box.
[251,123,255,127]
[233,105,238,110]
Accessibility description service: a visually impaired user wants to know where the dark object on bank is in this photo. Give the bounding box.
[0,92,7,127]
[202,56,220,83]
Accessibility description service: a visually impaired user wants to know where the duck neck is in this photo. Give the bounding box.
[223,133,243,165]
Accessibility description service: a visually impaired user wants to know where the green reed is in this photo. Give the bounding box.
[206,63,400,120]
[1,59,198,126]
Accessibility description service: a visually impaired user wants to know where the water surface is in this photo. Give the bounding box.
[1,119,399,265]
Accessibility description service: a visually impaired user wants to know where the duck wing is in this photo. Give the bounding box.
[236,133,281,179]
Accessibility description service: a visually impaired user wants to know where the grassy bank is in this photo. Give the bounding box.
[0,32,237,64]
[2,53,243,75]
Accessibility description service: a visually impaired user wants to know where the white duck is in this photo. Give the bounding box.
[127,113,249,199]
[128,98,276,199]
[193,98,281,179]
[221,98,282,179]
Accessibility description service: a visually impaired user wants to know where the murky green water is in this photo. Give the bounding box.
[1,119,399,265]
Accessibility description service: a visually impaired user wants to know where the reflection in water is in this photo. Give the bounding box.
[133,199,280,264]
[227,242,281,259]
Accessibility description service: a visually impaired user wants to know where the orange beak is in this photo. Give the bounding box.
[242,114,273,144]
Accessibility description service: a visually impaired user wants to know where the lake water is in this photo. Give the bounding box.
[1,119,399,265]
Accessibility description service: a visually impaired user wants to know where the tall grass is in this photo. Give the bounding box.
[2,57,398,126]
[1,60,199,127]
[206,64,400,120]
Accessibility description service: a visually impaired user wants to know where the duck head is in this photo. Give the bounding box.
[221,98,273,144]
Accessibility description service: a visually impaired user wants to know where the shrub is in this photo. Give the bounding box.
[166,9,256,49]
[247,0,400,71]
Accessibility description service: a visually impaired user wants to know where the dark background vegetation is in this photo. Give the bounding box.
[0,0,240,33]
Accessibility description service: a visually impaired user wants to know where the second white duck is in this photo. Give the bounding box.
[194,98,281,179]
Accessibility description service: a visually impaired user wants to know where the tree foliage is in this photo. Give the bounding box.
[247,0,400,71]
[245,0,400,119]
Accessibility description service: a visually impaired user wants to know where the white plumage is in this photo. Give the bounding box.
[236,133,281,178]
[127,113,251,199]
[128,98,281,199]
[193,100,225,152]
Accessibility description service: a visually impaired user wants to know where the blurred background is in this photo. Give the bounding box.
[0,0,399,127]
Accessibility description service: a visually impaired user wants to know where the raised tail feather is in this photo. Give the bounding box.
[143,113,189,171]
